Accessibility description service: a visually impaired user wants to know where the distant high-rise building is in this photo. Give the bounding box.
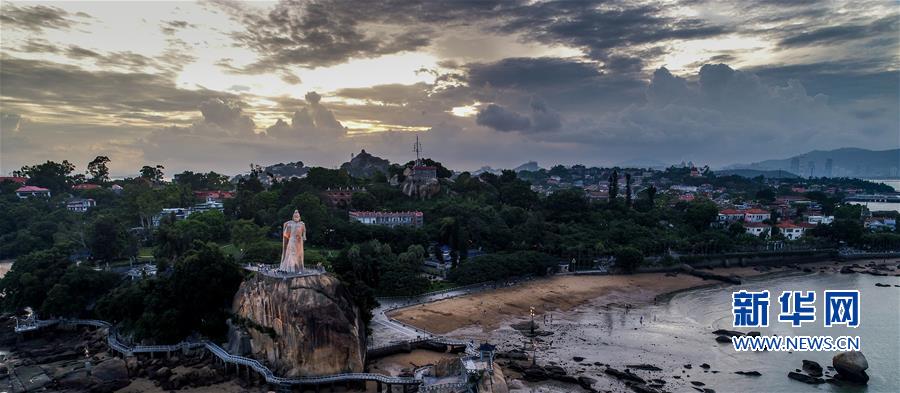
[807,161,815,178]
[790,157,800,174]
[825,158,833,177]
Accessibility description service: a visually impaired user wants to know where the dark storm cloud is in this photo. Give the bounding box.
[214,0,433,72]
[467,57,601,89]
[476,104,531,132]
[0,56,233,115]
[778,16,899,48]
[0,4,89,32]
[496,1,728,63]
[476,99,562,133]
[216,0,727,73]
[751,60,900,103]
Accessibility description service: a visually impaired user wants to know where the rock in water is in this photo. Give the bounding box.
[229,274,366,377]
[832,351,869,384]
[802,360,823,377]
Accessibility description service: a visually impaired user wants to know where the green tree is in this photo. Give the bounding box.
[625,173,633,208]
[89,215,135,262]
[683,200,719,232]
[15,160,76,193]
[86,156,111,184]
[0,247,70,313]
[614,247,644,273]
[608,170,619,205]
[350,192,377,211]
[140,165,165,183]
[41,266,120,317]
[231,219,268,249]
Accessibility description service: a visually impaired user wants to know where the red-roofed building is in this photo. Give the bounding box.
[717,209,745,223]
[349,211,423,228]
[16,186,51,199]
[744,222,769,237]
[324,188,364,207]
[73,183,101,191]
[193,190,235,202]
[743,208,771,223]
[776,222,806,240]
[0,176,27,184]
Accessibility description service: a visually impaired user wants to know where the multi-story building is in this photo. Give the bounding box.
[15,185,51,199]
[324,188,365,207]
[349,211,424,228]
[776,222,806,240]
[66,198,96,212]
[744,222,769,237]
[743,208,771,223]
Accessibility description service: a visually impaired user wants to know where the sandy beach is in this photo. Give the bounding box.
[389,265,769,335]
[388,259,900,392]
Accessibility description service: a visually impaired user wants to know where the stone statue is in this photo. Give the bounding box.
[280,210,306,272]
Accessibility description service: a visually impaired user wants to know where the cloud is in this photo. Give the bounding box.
[0,4,89,32]
[476,104,532,132]
[1,113,22,132]
[476,98,561,133]
[0,56,232,117]
[215,0,433,72]
[199,98,256,135]
[777,16,898,48]
[467,57,602,89]
[265,91,346,140]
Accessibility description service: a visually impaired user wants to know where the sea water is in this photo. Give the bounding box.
[665,271,900,392]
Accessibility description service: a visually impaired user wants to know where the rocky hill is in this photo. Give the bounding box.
[340,149,390,178]
[228,274,366,377]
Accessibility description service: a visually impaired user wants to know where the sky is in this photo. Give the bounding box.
[1,0,898,177]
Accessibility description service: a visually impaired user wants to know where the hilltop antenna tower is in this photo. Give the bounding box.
[413,135,423,167]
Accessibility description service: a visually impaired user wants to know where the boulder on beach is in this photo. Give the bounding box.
[833,351,869,384]
[711,329,744,337]
[802,360,823,377]
[788,371,825,384]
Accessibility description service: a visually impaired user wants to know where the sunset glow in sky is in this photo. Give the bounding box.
[1,0,897,176]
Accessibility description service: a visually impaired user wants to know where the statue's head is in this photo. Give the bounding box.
[292,209,301,222]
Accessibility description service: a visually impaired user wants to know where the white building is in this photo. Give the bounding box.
[807,215,834,225]
[745,222,769,237]
[15,186,51,199]
[65,198,96,212]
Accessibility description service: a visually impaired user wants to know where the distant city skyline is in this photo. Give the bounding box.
[1,0,898,176]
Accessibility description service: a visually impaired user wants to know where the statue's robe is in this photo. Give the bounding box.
[280,220,306,272]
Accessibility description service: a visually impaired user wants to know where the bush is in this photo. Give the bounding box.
[447,251,557,285]
[614,247,644,273]
[241,241,282,264]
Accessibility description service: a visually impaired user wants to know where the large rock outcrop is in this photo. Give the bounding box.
[229,274,366,377]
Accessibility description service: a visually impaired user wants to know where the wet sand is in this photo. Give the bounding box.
[389,265,768,335]
[390,259,898,392]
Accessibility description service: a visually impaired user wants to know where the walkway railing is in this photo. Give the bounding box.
[12,317,427,387]
[242,264,326,279]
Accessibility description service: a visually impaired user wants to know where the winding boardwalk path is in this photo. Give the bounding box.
[13,318,421,389]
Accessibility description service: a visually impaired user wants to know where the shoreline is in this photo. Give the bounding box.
[388,263,806,335]
[389,258,895,336]
[387,258,899,392]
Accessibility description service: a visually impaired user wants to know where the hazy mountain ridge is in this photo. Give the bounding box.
[726,148,899,178]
